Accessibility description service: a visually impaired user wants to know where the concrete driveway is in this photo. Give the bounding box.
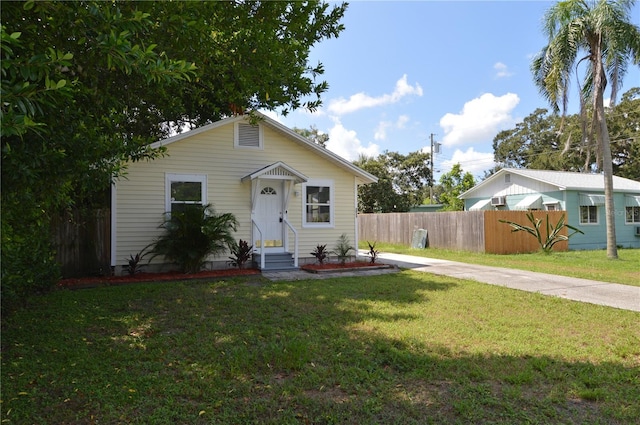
[362,251,640,312]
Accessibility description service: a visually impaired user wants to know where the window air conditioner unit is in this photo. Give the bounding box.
[635,226,640,237]
[491,196,506,206]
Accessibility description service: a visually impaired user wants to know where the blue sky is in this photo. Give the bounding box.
[264,0,640,181]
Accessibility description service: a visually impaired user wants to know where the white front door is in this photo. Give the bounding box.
[255,181,284,252]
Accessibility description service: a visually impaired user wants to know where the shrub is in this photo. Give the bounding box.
[150,204,238,273]
[310,244,329,264]
[228,239,253,269]
[366,241,379,264]
[332,233,354,265]
[125,245,151,275]
[1,200,60,317]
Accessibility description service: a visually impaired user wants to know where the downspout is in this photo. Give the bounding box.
[110,182,117,270]
[354,176,359,259]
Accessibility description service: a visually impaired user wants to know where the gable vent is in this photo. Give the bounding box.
[237,123,260,148]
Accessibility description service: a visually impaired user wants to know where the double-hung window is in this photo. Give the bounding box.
[626,207,640,224]
[625,195,640,224]
[579,193,603,225]
[165,174,207,214]
[303,180,334,227]
[580,206,598,224]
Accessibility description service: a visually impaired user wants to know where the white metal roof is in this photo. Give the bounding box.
[460,168,640,198]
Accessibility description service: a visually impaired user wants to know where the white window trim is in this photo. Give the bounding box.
[165,173,207,213]
[579,205,599,225]
[302,179,334,228]
[625,206,640,224]
[234,122,264,149]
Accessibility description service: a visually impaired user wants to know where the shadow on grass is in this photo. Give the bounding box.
[2,272,638,424]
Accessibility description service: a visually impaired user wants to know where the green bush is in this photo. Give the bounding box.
[150,204,238,273]
[1,204,60,317]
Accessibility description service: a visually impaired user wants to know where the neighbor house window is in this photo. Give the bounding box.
[579,193,603,225]
[579,206,598,224]
[303,180,333,227]
[626,207,640,224]
[625,195,640,224]
[166,174,207,214]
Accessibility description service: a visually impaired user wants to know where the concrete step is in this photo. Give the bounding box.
[253,252,298,271]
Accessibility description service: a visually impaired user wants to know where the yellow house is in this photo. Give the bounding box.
[111,113,377,274]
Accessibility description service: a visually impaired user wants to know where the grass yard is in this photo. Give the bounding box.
[363,243,640,287]
[2,272,639,424]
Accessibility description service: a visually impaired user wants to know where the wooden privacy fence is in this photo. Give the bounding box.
[52,209,111,277]
[358,210,569,254]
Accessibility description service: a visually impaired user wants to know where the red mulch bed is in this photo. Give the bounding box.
[301,261,393,273]
[57,268,261,289]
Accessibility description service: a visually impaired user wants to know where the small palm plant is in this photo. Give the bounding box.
[499,212,583,254]
[150,204,238,273]
[332,233,354,265]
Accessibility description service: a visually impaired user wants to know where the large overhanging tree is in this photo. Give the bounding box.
[492,89,640,176]
[1,0,347,312]
[531,0,640,259]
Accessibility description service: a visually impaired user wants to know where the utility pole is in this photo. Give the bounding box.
[429,134,441,204]
[429,133,434,203]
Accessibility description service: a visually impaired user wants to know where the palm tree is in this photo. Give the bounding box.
[531,0,640,259]
[150,204,238,273]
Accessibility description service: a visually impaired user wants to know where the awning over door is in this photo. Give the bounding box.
[241,161,308,184]
[468,199,492,211]
[242,162,308,212]
[514,195,542,210]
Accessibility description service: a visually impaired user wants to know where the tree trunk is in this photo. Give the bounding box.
[593,42,618,259]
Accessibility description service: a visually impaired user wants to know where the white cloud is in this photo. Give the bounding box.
[441,147,496,178]
[494,62,513,78]
[396,115,409,129]
[328,74,423,115]
[439,93,520,146]
[374,121,391,141]
[374,115,411,141]
[327,118,380,161]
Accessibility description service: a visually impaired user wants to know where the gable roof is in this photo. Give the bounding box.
[150,112,377,184]
[460,168,640,198]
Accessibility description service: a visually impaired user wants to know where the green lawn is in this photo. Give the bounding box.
[2,273,639,424]
[362,242,640,287]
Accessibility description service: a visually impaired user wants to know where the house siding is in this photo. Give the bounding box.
[114,120,360,271]
[566,191,640,250]
[464,187,640,250]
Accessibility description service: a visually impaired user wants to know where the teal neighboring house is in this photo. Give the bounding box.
[459,168,640,250]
